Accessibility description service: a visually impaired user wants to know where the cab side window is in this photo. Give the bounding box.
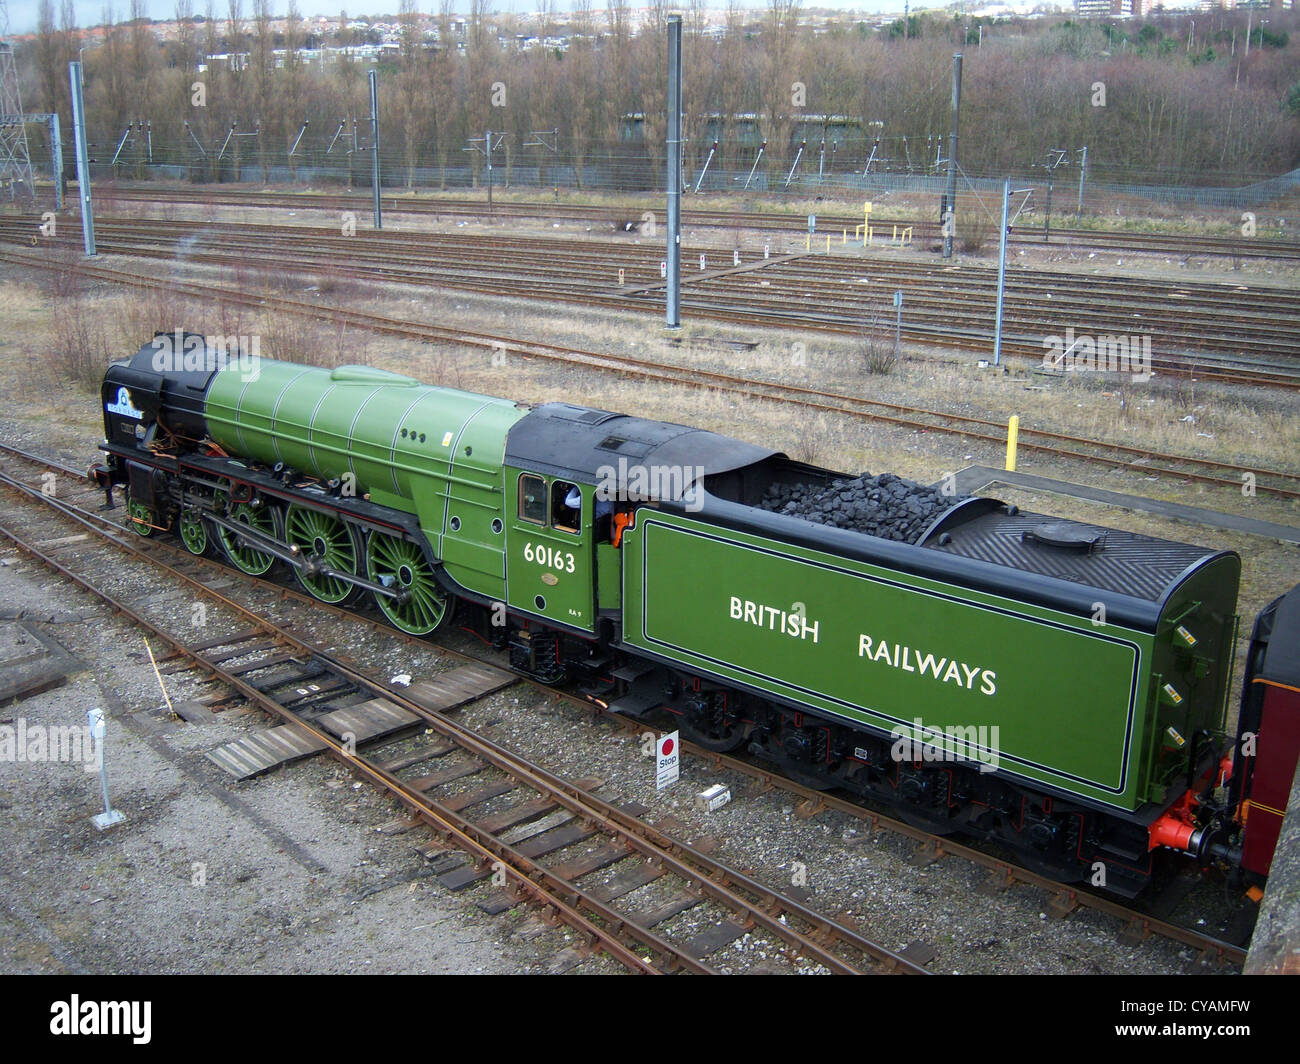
[519,474,547,525]
[552,481,581,534]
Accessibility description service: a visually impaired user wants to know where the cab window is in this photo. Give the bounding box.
[552,481,581,534]
[518,474,547,525]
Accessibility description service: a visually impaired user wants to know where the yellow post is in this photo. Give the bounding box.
[806,232,811,251]
[842,228,847,244]
[1006,415,1019,472]
[826,234,831,253]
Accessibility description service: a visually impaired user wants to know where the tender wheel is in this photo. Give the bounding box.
[285,505,364,605]
[784,767,837,792]
[681,720,748,753]
[365,530,450,635]
[214,489,282,575]
[178,509,210,556]
[1015,851,1085,885]
[894,804,960,837]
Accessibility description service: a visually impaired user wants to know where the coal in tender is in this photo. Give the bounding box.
[759,472,968,543]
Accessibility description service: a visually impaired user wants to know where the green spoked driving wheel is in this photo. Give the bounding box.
[128,500,155,537]
[178,509,209,556]
[365,530,449,635]
[214,490,282,575]
[285,505,363,604]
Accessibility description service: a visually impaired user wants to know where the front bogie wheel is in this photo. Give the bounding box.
[178,508,210,556]
[127,499,156,537]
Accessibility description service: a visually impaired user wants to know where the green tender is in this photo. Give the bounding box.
[621,511,1236,812]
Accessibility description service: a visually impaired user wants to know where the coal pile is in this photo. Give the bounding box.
[759,472,967,543]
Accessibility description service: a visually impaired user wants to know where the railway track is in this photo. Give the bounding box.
[3,246,1297,502]
[92,182,1300,262]
[0,439,1256,968]
[4,214,1296,388]
[0,443,929,975]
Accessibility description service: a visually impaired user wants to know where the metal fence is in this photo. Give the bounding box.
[64,156,1300,213]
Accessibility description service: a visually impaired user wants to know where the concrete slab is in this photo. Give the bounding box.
[170,700,217,725]
[315,698,418,743]
[0,621,83,706]
[400,662,515,713]
[205,723,329,779]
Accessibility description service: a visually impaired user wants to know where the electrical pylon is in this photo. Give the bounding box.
[0,0,39,205]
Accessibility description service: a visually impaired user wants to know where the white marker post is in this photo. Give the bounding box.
[87,708,125,830]
[656,731,680,791]
[893,288,904,361]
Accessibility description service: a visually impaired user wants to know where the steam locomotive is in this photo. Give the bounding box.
[91,334,1300,897]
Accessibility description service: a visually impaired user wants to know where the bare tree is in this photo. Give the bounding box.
[538,0,556,41]
[284,0,305,178]
[32,6,1300,198]
[465,0,496,185]
[429,2,458,188]
[759,0,803,182]
[717,1,751,171]
[395,0,431,188]
[34,0,60,113]
[249,0,273,181]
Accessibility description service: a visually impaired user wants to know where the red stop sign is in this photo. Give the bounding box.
[661,738,675,756]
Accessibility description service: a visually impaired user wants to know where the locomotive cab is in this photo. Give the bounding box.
[500,401,778,644]
[504,468,597,635]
